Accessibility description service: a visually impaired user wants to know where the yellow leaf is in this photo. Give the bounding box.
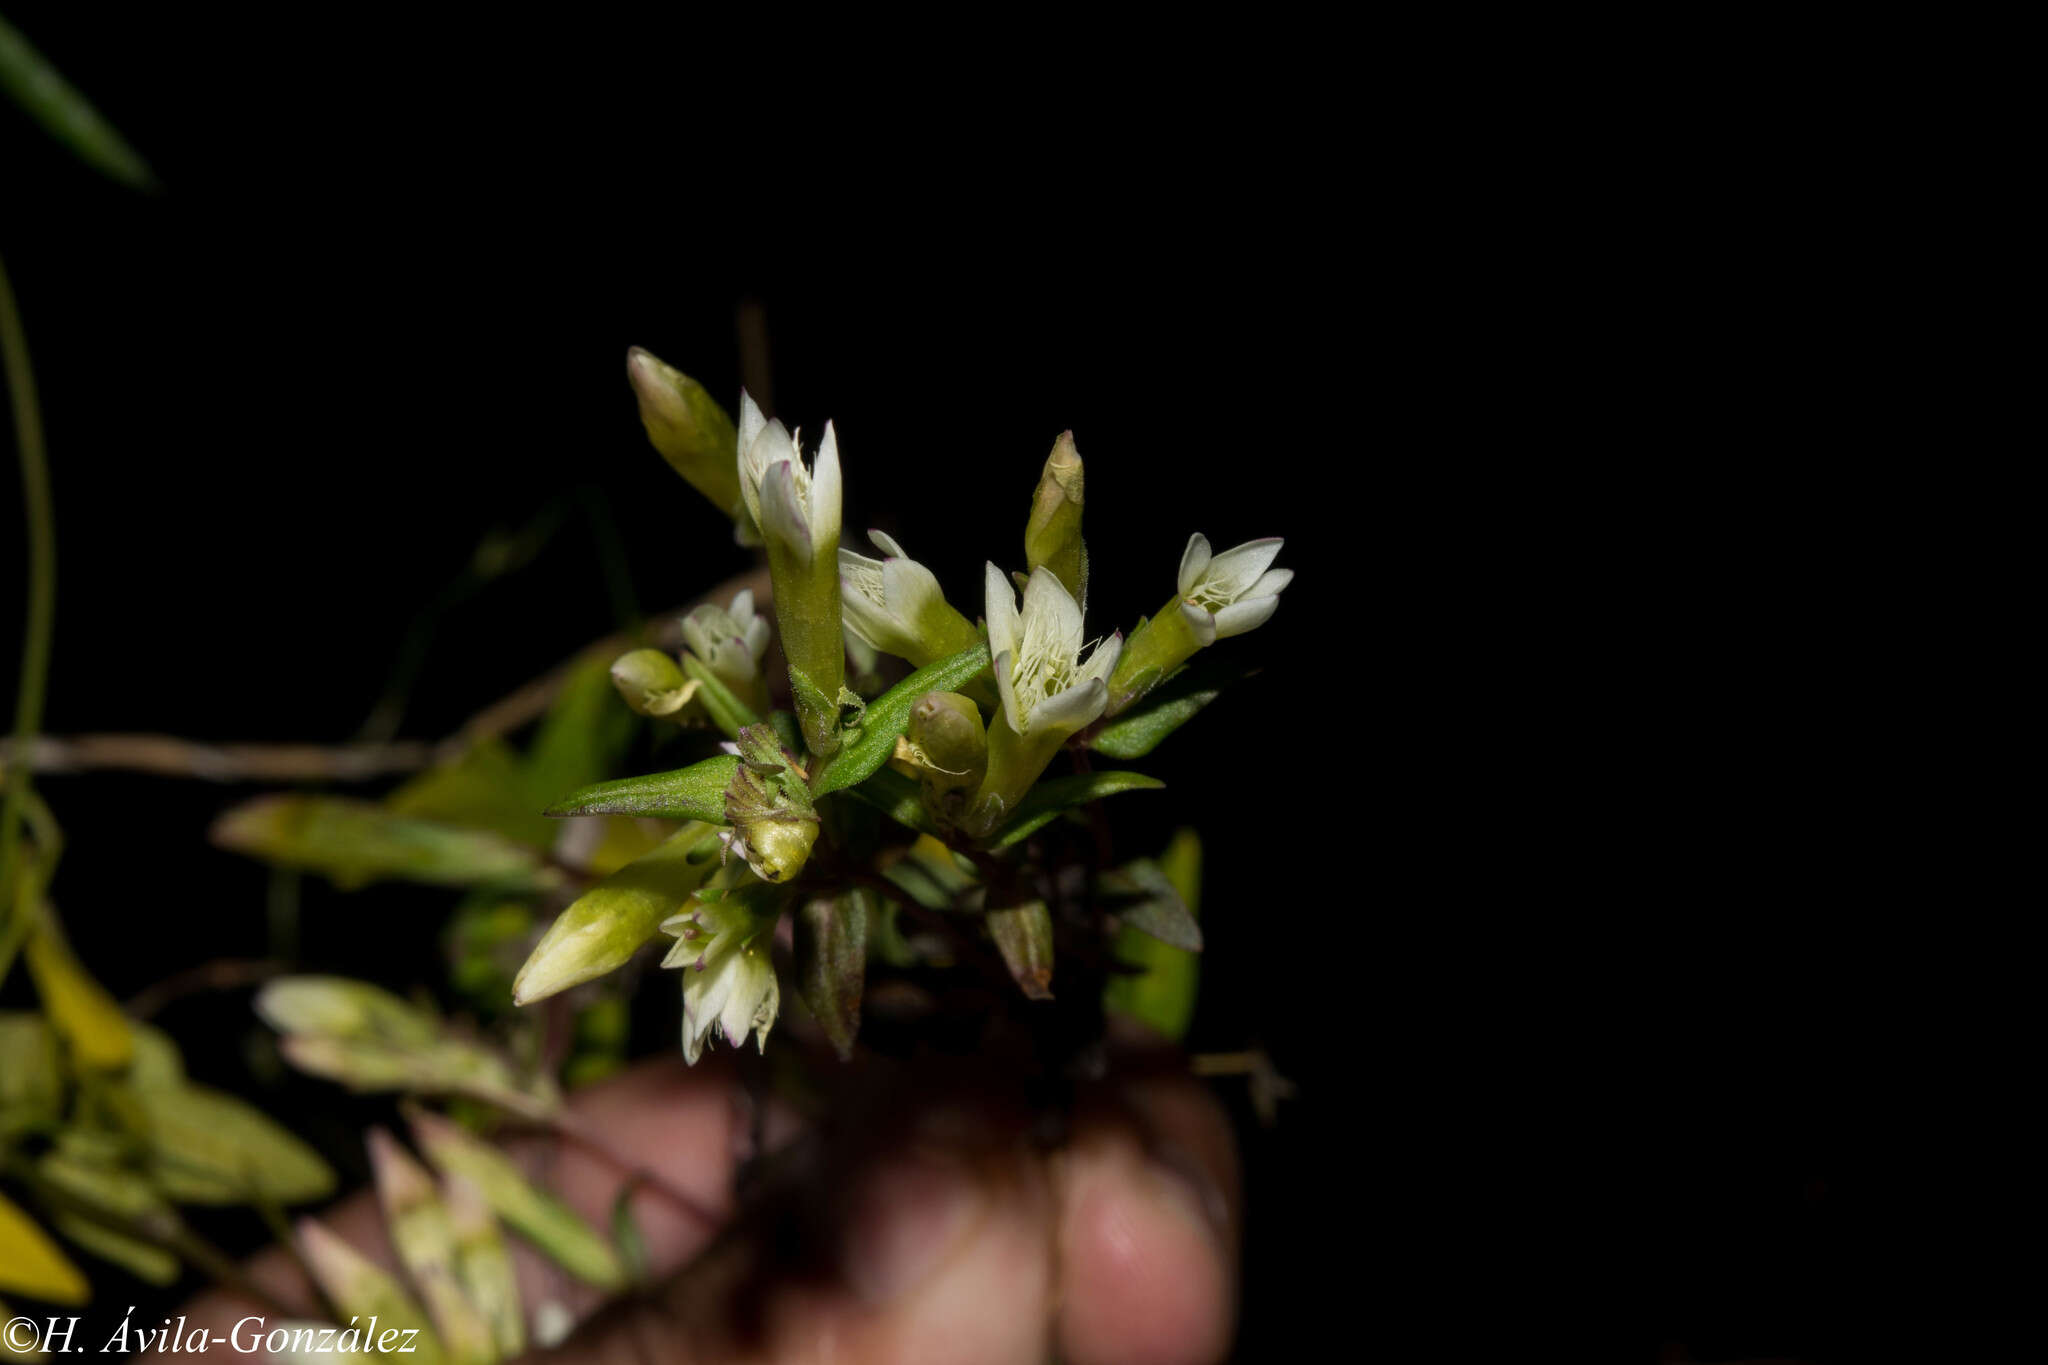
[0,1191,88,1305]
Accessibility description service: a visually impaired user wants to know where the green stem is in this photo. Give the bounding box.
[0,249,56,954]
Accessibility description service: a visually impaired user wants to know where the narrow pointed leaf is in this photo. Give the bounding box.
[22,914,132,1070]
[810,643,991,796]
[984,771,1164,849]
[132,1084,336,1205]
[986,901,1055,1000]
[546,755,739,822]
[297,1219,448,1365]
[1088,660,1253,759]
[796,891,868,1059]
[1105,830,1203,1042]
[0,17,157,189]
[211,795,553,891]
[0,1190,89,1304]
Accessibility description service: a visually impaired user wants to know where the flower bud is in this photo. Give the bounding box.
[511,824,720,1005]
[1024,431,1087,607]
[625,347,745,527]
[608,647,698,717]
[722,725,819,884]
[839,531,981,667]
[904,690,988,828]
[679,589,773,713]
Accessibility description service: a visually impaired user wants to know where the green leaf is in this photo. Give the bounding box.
[1097,859,1203,951]
[23,914,132,1071]
[297,1219,449,1365]
[387,739,553,848]
[810,644,992,796]
[133,1083,337,1206]
[987,900,1055,1000]
[37,1141,181,1286]
[842,767,942,838]
[985,770,1164,849]
[0,1012,63,1131]
[1089,658,1255,759]
[0,16,157,190]
[546,754,739,822]
[211,795,553,892]
[1105,830,1203,1042]
[796,891,868,1060]
[680,653,761,739]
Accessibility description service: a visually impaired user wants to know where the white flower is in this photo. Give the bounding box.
[736,392,841,563]
[680,588,772,687]
[661,897,780,1064]
[840,531,973,663]
[985,563,1121,737]
[1175,534,1291,643]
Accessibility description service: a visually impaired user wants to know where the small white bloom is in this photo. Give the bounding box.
[661,897,780,1064]
[680,588,772,687]
[736,392,841,562]
[840,531,958,661]
[985,563,1121,736]
[1175,533,1291,644]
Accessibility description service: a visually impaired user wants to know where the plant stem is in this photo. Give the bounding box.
[0,249,55,956]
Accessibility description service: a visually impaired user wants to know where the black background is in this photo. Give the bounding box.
[1,13,1897,1362]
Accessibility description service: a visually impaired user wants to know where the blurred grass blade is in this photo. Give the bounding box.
[132,1083,336,1205]
[513,823,719,1006]
[0,17,156,190]
[297,1218,448,1365]
[212,795,555,891]
[984,771,1164,849]
[810,643,991,796]
[444,1174,524,1358]
[367,1130,498,1364]
[409,1109,624,1290]
[546,755,738,822]
[0,1189,88,1305]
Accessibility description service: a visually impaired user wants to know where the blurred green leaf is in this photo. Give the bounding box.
[844,767,942,838]
[37,1140,180,1286]
[388,739,553,848]
[987,900,1055,1000]
[525,652,640,816]
[984,770,1164,849]
[23,913,132,1071]
[1104,829,1202,1042]
[0,1012,63,1132]
[546,755,738,822]
[297,1219,448,1365]
[444,1174,524,1358]
[409,1109,624,1290]
[367,1131,497,1365]
[0,17,156,190]
[1097,858,1203,951]
[810,644,991,796]
[211,795,554,891]
[255,976,441,1047]
[132,1083,336,1206]
[0,1189,87,1305]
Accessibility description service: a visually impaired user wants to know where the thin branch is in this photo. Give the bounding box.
[125,956,287,1019]
[0,248,56,935]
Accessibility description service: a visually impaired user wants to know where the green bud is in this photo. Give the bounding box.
[723,726,818,883]
[512,823,720,1005]
[904,690,988,828]
[609,647,697,717]
[625,347,744,525]
[1024,431,1087,608]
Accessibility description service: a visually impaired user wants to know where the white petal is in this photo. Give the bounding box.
[1077,630,1122,685]
[809,421,842,548]
[983,562,1020,660]
[742,616,771,663]
[1177,533,1214,598]
[1178,598,1219,648]
[1211,595,1279,639]
[868,529,907,558]
[736,392,765,496]
[992,649,1026,734]
[718,954,765,1046]
[1021,566,1083,663]
[1199,537,1284,601]
[729,588,756,625]
[881,556,943,627]
[739,418,794,528]
[1246,567,1293,600]
[759,459,814,564]
[1031,677,1107,734]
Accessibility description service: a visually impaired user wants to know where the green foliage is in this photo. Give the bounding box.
[546,755,738,822]
[211,795,553,891]
[1088,657,1252,759]
[809,642,992,796]
[1104,830,1203,1042]
[985,770,1165,848]
[0,17,156,190]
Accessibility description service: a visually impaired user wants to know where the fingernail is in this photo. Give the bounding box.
[841,1151,985,1304]
[1147,1138,1232,1242]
